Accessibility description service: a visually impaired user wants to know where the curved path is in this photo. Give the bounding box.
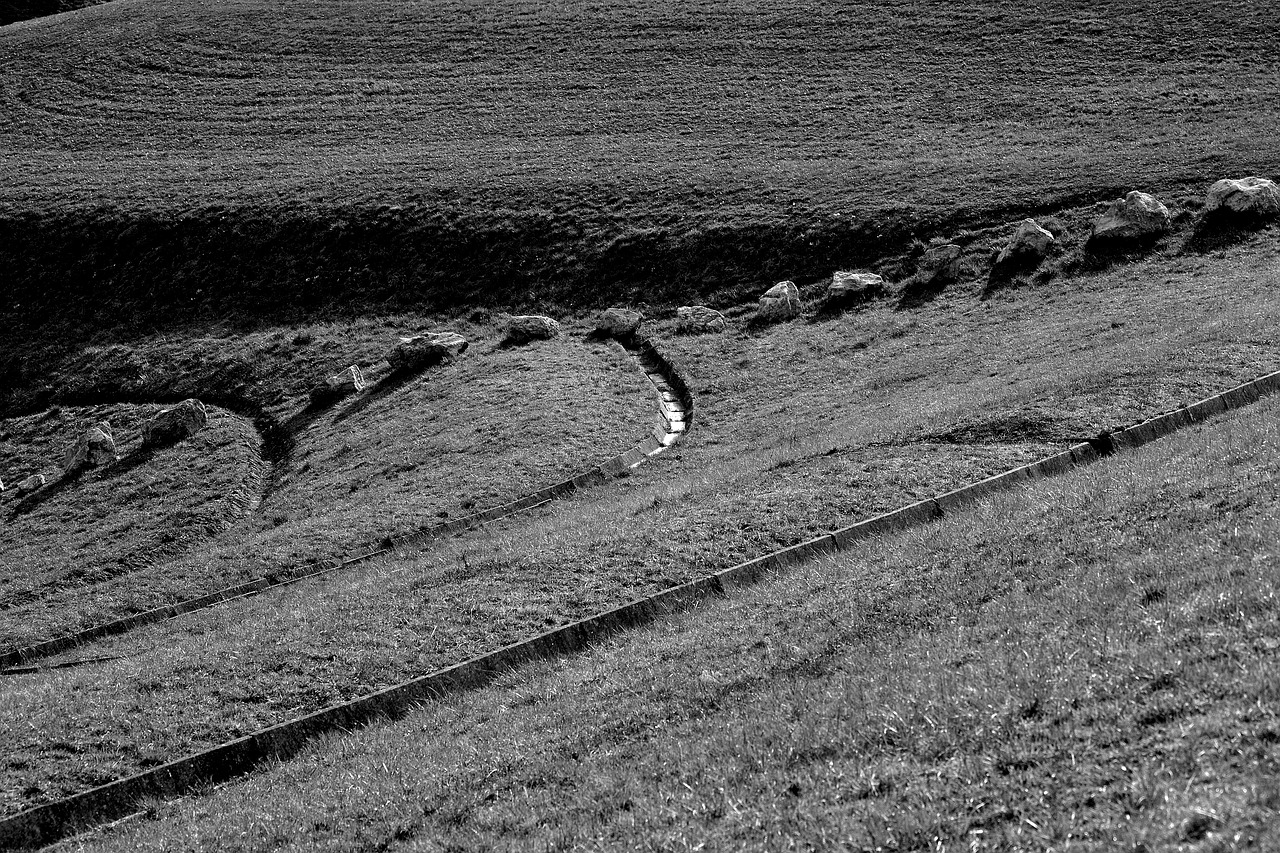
[0,336,693,673]
[2,365,1277,849]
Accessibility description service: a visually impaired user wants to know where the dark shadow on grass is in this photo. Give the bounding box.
[894,275,949,310]
[331,369,424,424]
[1182,211,1278,255]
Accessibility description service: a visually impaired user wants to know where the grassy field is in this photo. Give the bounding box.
[65,350,1280,852]
[0,319,654,652]
[4,0,1280,843]
[2,0,1279,363]
[4,226,1278,821]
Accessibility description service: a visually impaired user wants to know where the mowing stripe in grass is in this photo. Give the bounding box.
[0,336,693,672]
[2,367,1275,850]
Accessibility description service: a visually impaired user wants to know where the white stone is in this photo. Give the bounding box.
[1091,191,1171,242]
[675,306,728,334]
[1205,177,1280,218]
[756,280,803,323]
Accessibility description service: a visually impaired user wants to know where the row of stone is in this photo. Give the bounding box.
[1,399,209,499]
[674,176,1280,333]
[310,331,469,404]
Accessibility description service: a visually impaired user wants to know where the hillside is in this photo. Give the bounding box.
[2,0,1280,361]
[4,0,1280,847]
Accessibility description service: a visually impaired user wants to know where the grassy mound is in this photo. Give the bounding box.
[3,228,1277,820]
[0,402,264,610]
[2,0,1278,349]
[0,319,654,653]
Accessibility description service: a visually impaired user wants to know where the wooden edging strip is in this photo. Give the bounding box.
[3,369,1276,850]
[0,337,693,672]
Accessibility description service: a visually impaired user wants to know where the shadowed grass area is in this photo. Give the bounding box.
[0,321,654,651]
[66,345,1280,853]
[3,229,1279,821]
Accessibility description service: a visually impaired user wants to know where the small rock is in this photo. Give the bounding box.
[310,366,365,405]
[595,308,644,340]
[63,425,118,475]
[15,473,46,495]
[1205,176,1280,219]
[504,315,561,345]
[142,399,209,448]
[388,332,468,373]
[755,281,803,323]
[675,305,728,335]
[1091,191,1171,243]
[827,271,884,306]
[996,218,1056,267]
[918,244,963,283]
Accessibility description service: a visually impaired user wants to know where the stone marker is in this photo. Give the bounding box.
[505,315,562,345]
[595,308,644,340]
[388,332,469,373]
[63,424,118,474]
[827,271,884,306]
[142,398,209,448]
[310,366,365,405]
[675,305,728,334]
[918,244,963,283]
[996,218,1055,267]
[1205,176,1280,219]
[15,473,45,495]
[755,281,803,323]
[1091,191,1171,243]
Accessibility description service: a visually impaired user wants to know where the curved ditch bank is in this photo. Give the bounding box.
[0,337,693,673]
[2,366,1274,850]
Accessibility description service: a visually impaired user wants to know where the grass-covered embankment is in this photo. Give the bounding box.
[3,228,1278,820]
[0,319,654,653]
[73,337,1280,852]
[3,0,1279,365]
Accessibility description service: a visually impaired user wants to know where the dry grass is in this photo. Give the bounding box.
[69,355,1280,853]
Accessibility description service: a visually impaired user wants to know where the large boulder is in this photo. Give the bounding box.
[63,423,118,475]
[996,219,1055,267]
[388,332,468,373]
[504,315,561,345]
[755,281,803,323]
[1205,177,1280,219]
[826,271,884,307]
[675,305,728,335]
[15,473,46,496]
[1091,191,1171,243]
[594,308,644,340]
[142,399,208,449]
[918,244,963,283]
[310,366,365,405]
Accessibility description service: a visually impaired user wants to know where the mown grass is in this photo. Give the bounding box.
[2,0,1278,354]
[68,351,1280,852]
[4,228,1279,820]
[0,320,653,651]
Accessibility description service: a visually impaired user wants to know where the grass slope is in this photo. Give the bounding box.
[3,228,1278,820]
[0,402,264,611]
[70,350,1280,852]
[2,0,1279,351]
[0,319,653,651]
